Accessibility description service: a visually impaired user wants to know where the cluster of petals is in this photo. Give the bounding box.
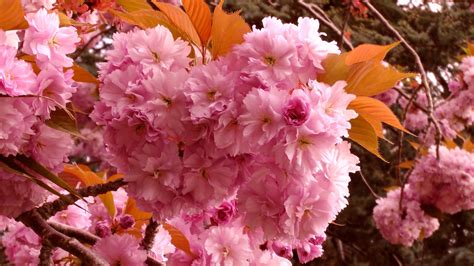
[373,186,440,247]
[93,16,360,263]
[408,146,474,214]
[0,8,79,217]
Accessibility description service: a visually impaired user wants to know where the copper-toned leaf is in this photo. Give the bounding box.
[110,9,169,29]
[124,198,152,223]
[345,42,400,65]
[345,61,416,96]
[152,0,201,46]
[116,0,153,11]
[0,0,28,30]
[399,160,414,169]
[211,0,250,59]
[62,164,116,217]
[349,96,409,133]
[182,0,212,45]
[163,223,194,256]
[318,53,350,85]
[45,107,81,137]
[463,139,474,152]
[71,64,98,85]
[348,116,386,161]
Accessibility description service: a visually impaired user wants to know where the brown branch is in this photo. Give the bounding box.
[297,0,354,50]
[49,222,100,245]
[16,210,108,265]
[29,179,127,220]
[50,221,163,266]
[362,0,441,158]
[141,218,159,251]
[39,239,54,266]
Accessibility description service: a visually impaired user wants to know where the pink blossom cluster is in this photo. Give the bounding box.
[374,145,474,246]
[373,186,440,247]
[408,146,474,214]
[403,56,474,145]
[92,16,360,263]
[160,200,324,265]
[0,8,80,217]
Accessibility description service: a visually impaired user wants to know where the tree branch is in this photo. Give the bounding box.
[39,239,54,266]
[297,0,354,50]
[29,179,126,220]
[141,218,159,251]
[49,221,163,266]
[16,210,108,265]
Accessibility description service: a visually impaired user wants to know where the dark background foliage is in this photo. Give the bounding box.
[217,0,474,265]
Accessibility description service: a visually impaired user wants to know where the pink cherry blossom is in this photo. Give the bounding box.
[204,226,253,265]
[23,8,80,68]
[92,234,148,266]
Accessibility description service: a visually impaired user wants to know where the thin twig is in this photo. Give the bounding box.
[297,0,354,50]
[362,0,441,159]
[359,172,380,198]
[339,8,351,50]
[17,210,108,265]
[141,218,159,251]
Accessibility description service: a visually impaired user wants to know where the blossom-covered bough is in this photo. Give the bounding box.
[0,0,472,265]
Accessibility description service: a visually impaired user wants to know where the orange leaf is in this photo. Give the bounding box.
[116,0,153,11]
[152,0,201,47]
[463,139,474,152]
[318,53,350,85]
[0,0,28,30]
[71,64,98,85]
[110,9,170,29]
[124,198,152,223]
[62,164,116,217]
[348,116,386,161]
[211,0,250,59]
[349,96,409,133]
[399,160,414,169]
[345,42,400,65]
[345,61,416,96]
[182,0,212,45]
[163,223,194,256]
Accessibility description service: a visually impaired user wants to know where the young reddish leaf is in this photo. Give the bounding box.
[348,116,386,161]
[211,0,251,59]
[62,164,116,217]
[116,0,153,11]
[0,0,28,30]
[71,64,98,85]
[399,160,414,169]
[163,223,194,256]
[345,42,400,65]
[349,96,410,133]
[443,139,458,150]
[152,0,202,47]
[344,61,416,96]
[110,9,170,29]
[318,53,350,85]
[124,198,152,225]
[463,139,474,152]
[182,0,212,45]
[45,107,81,137]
